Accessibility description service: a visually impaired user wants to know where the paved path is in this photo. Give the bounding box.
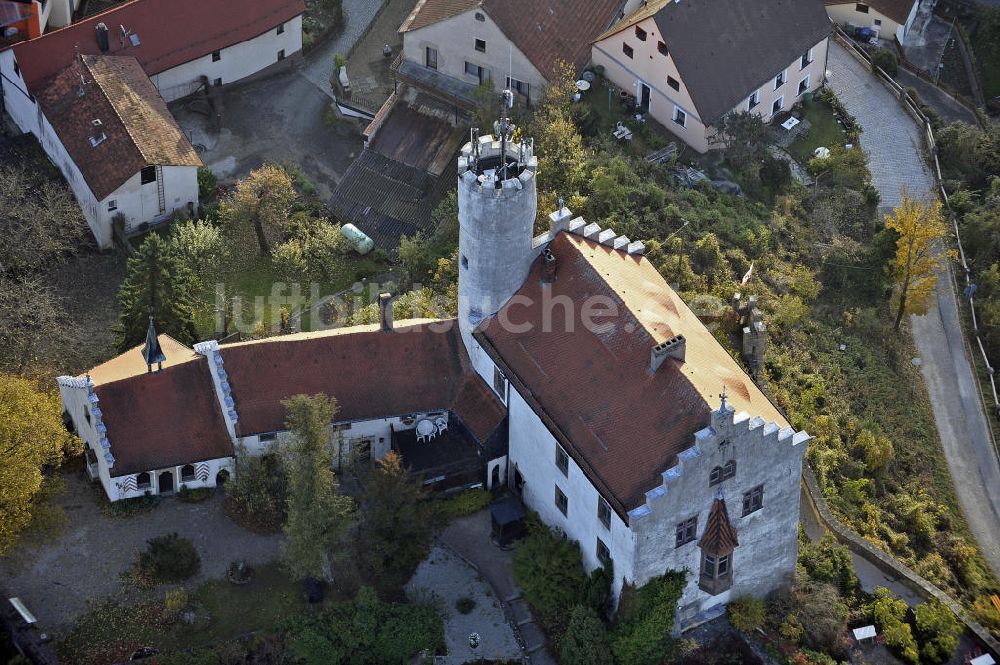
[299,0,392,98]
[896,67,980,126]
[0,472,283,630]
[826,41,1000,578]
[441,512,557,665]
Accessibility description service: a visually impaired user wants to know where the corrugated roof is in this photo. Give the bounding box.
[11,0,305,89]
[824,0,915,24]
[476,233,787,515]
[596,0,831,124]
[401,0,624,76]
[33,55,201,200]
[96,356,234,477]
[220,320,505,441]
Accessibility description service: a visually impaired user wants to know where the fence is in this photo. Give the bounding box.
[833,27,1000,460]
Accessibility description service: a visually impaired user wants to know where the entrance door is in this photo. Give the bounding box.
[638,82,651,112]
[158,471,174,494]
[491,464,501,489]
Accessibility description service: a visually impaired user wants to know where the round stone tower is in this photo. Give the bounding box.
[456,123,537,365]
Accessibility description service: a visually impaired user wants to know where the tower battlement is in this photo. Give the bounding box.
[458,133,537,194]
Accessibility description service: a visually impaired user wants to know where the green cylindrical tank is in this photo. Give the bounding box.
[340,223,374,255]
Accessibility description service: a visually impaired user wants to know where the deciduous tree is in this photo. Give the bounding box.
[0,374,81,555]
[0,277,69,374]
[885,194,954,330]
[281,393,354,581]
[914,598,961,664]
[116,233,199,350]
[218,165,295,258]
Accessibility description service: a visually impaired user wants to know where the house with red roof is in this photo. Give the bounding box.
[58,116,809,632]
[0,0,305,247]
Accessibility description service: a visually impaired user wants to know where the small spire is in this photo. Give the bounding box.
[719,385,728,412]
[142,316,166,373]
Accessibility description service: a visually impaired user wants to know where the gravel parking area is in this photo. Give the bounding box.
[406,545,523,664]
[0,472,283,631]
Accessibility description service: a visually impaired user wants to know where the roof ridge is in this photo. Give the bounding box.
[82,55,150,165]
[592,0,670,43]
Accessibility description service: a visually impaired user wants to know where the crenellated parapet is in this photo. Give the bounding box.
[195,340,240,440]
[57,374,116,467]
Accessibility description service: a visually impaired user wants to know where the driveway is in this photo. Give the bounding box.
[895,67,979,126]
[826,41,1000,578]
[0,472,283,630]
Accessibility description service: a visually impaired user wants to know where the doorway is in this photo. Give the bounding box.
[158,471,174,494]
[216,469,230,485]
[638,82,651,112]
[491,464,501,489]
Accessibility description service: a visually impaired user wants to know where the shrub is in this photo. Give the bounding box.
[727,596,766,631]
[560,605,612,665]
[164,586,188,620]
[455,597,476,615]
[870,587,919,664]
[225,449,287,532]
[760,155,792,195]
[871,48,898,77]
[197,166,217,201]
[137,532,200,584]
[177,485,212,503]
[914,598,961,664]
[433,489,493,520]
[611,571,686,665]
[798,532,859,595]
[511,521,588,633]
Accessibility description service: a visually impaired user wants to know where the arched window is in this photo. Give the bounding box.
[722,460,736,480]
[136,472,151,489]
[709,466,722,486]
[181,464,195,481]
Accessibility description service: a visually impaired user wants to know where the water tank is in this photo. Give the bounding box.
[340,223,374,255]
[96,23,109,52]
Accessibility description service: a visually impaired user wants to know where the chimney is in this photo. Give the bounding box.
[378,292,395,332]
[96,23,109,52]
[649,334,686,373]
[541,248,556,283]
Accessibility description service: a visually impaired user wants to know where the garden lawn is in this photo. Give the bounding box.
[787,101,852,164]
[58,562,310,663]
[579,79,673,157]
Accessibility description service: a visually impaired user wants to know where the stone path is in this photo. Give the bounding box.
[0,472,283,630]
[406,545,523,664]
[299,0,392,98]
[440,511,556,665]
[826,40,1000,578]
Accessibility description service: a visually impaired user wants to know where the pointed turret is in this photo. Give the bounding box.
[699,494,739,555]
[142,316,166,372]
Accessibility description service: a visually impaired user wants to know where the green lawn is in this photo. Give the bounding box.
[579,78,672,156]
[786,101,852,164]
[58,562,312,664]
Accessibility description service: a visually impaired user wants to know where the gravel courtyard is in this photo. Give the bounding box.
[406,545,523,664]
[0,472,283,631]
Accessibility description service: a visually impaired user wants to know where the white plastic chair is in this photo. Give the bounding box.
[435,417,448,435]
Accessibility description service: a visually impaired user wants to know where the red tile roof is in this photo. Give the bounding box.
[475,233,787,517]
[11,0,305,89]
[219,321,505,441]
[699,497,739,555]
[400,0,623,76]
[34,55,201,200]
[96,357,234,477]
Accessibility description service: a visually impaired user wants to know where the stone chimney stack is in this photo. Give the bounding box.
[378,292,395,332]
[733,293,766,378]
[541,248,557,283]
[649,334,686,374]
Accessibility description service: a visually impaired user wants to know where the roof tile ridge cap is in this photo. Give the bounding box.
[84,56,152,164]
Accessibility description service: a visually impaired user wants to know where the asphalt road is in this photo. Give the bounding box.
[826,41,1000,577]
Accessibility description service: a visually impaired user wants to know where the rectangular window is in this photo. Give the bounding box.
[622,42,634,59]
[598,497,612,530]
[635,26,647,41]
[874,18,882,26]
[597,538,611,565]
[856,2,869,12]
[747,89,760,110]
[555,485,568,516]
[107,200,117,211]
[775,69,786,89]
[772,96,783,114]
[673,106,687,127]
[492,366,507,400]
[475,38,486,53]
[464,61,490,84]
[277,49,285,61]
[718,554,730,576]
[213,77,222,86]
[506,76,529,98]
[667,75,680,91]
[140,165,157,184]
[277,22,285,35]
[555,445,569,476]
[426,47,438,70]
[701,553,716,577]
[259,432,277,442]
[743,485,764,516]
[675,516,697,547]
[212,50,221,62]
[657,41,667,56]
[798,75,810,96]
[800,48,813,69]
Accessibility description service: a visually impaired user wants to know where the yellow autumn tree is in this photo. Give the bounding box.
[885,194,954,330]
[0,374,81,555]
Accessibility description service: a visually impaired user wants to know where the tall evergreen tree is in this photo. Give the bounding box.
[280,393,354,581]
[116,233,198,350]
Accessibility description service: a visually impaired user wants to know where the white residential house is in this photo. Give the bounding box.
[592,0,832,153]
[0,0,305,247]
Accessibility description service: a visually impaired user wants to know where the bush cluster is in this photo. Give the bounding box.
[136,532,200,585]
